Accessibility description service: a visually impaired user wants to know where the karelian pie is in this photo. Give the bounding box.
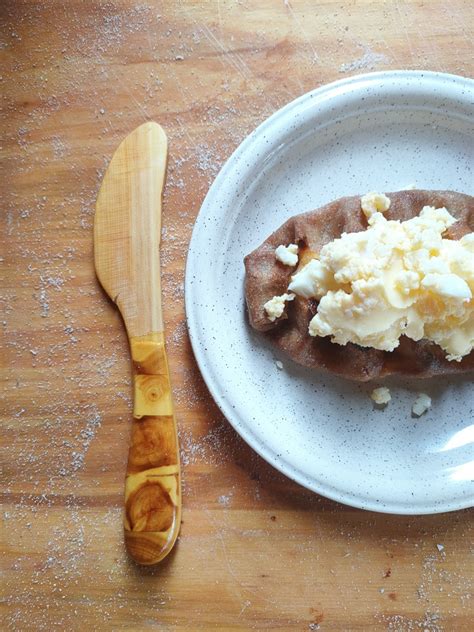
[244,190,474,381]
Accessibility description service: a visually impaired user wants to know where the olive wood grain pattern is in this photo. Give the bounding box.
[94,123,181,565]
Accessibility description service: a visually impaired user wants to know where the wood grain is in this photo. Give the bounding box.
[125,332,181,565]
[94,122,166,339]
[95,123,181,564]
[2,0,473,630]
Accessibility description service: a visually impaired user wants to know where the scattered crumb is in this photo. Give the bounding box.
[370,386,391,406]
[217,492,233,507]
[436,544,444,552]
[412,393,432,417]
[339,48,389,73]
[377,611,443,632]
[275,360,283,370]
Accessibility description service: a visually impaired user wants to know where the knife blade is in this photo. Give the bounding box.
[94,122,181,565]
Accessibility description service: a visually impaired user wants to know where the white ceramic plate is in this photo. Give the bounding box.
[185,71,474,514]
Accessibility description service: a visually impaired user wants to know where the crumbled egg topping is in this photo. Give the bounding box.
[286,194,473,361]
[263,293,295,322]
[275,243,299,266]
[370,387,391,405]
[288,258,335,298]
[412,393,432,417]
[360,191,391,219]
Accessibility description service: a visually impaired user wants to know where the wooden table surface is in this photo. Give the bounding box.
[2,1,473,630]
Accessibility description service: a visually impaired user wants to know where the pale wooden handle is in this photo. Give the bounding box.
[124,332,181,565]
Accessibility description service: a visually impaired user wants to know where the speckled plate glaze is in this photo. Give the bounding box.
[185,71,474,515]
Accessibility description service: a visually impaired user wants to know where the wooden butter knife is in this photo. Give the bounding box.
[94,122,181,565]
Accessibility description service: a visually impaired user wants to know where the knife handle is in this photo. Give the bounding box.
[123,332,181,565]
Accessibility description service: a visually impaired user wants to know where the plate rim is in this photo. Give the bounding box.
[184,70,474,515]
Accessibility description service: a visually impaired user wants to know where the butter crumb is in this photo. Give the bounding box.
[361,192,391,220]
[275,243,299,266]
[264,293,295,322]
[412,393,432,417]
[371,387,391,406]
